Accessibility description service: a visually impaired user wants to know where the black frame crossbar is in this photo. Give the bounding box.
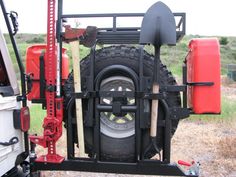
[31,159,197,177]
[60,13,186,44]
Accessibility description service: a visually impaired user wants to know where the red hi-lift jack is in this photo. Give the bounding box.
[29,0,90,163]
[29,0,64,163]
[29,0,96,163]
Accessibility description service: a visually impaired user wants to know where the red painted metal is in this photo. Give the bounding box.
[178,160,191,167]
[28,1,88,164]
[20,107,30,132]
[186,38,221,114]
[63,25,86,42]
[29,0,64,163]
[26,44,69,101]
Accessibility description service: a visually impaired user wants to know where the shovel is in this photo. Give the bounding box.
[139,1,176,158]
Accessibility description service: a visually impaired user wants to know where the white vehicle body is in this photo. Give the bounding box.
[0,28,24,176]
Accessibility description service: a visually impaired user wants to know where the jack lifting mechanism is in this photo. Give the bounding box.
[0,0,221,176]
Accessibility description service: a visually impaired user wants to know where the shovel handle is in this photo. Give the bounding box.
[150,83,159,137]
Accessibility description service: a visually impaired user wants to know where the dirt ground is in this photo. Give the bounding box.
[39,83,236,177]
[40,119,236,177]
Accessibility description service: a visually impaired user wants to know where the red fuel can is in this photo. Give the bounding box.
[186,38,221,114]
[26,44,69,101]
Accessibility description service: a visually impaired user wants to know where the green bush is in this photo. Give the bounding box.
[220,37,229,45]
[26,37,44,44]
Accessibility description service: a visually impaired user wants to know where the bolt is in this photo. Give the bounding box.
[30,152,36,159]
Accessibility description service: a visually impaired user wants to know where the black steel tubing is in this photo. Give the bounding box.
[61,13,145,18]
[32,160,197,177]
[98,31,140,35]
[66,98,75,159]
[182,63,187,108]
[86,44,96,127]
[94,97,101,160]
[161,99,171,163]
[61,12,184,18]
[137,45,144,160]
[57,0,63,97]
[60,13,185,44]
[97,105,137,112]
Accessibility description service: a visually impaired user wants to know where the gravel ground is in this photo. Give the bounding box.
[39,119,236,177]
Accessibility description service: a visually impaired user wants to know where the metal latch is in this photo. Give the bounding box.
[178,160,200,176]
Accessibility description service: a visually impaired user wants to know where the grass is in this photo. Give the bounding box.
[4,33,236,133]
[29,105,46,134]
[190,97,236,122]
[5,34,236,77]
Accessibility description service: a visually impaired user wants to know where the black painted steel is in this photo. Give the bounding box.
[31,160,198,177]
[97,105,137,112]
[162,99,171,163]
[57,0,63,98]
[139,1,176,46]
[137,45,144,159]
[187,82,214,86]
[66,97,75,159]
[60,13,185,44]
[86,44,96,127]
[39,52,46,109]
[183,63,188,108]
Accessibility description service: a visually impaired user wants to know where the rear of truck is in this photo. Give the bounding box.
[0,28,25,177]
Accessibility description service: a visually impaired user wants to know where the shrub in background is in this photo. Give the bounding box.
[220,37,229,45]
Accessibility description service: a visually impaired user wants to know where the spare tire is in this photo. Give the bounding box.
[63,45,181,162]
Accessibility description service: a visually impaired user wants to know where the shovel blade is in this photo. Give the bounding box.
[139,1,176,46]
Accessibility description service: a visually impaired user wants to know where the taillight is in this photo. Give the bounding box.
[13,107,30,132]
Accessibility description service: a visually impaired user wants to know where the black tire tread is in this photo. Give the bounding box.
[63,45,181,161]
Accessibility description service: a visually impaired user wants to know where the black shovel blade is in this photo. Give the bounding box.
[139,1,176,47]
[81,26,97,47]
